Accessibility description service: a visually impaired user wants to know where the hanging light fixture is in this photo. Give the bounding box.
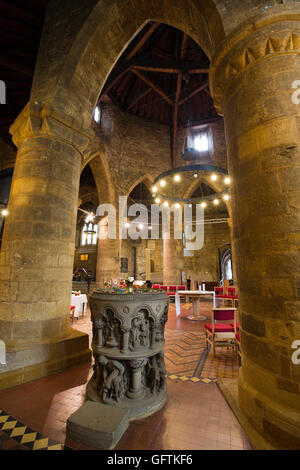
[182,120,202,161]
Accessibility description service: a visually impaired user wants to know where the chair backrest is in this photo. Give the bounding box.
[227,287,236,295]
[160,285,168,291]
[168,285,177,292]
[213,308,235,322]
[178,285,186,291]
[214,287,223,295]
[152,284,160,289]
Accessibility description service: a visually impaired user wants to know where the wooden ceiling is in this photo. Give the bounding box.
[0,0,48,136]
[99,22,219,166]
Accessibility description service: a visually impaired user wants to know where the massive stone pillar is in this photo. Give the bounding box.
[163,216,184,285]
[96,237,121,286]
[0,103,91,389]
[211,18,300,449]
[96,207,121,286]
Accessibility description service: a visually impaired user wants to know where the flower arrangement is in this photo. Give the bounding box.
[94,277,165,295]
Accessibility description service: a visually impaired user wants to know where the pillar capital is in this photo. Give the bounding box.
[9,102,91,155]
[210,13,300,115]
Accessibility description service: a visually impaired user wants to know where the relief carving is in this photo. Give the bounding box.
[129,311,151,351]
[99,355,127,403]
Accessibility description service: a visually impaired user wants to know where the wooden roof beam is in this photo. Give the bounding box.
[179,82,209,106]
[126,22,160,61]
[172,72,183,167]
[131,69,174,106]
[126,88,152,111]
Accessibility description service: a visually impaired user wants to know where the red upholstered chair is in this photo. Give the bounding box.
[166,285,177,302]
[205,308,237,357]
[227,287,239,308]
[160,285,168,292]
[214,286,226,307]
[152,284,160,290]
[214,287,224,295]
[230,321,240,331]
[70,305,75,323]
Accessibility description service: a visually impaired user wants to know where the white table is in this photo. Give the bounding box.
[71,294,88,318]
[175,290,216,321]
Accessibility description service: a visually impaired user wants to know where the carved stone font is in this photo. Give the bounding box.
[87,291,169,418]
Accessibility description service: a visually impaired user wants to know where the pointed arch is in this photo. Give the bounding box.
[31,0,225,131]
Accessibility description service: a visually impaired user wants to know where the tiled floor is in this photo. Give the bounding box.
[0,301,251,450]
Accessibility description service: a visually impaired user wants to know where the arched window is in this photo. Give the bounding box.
[220,247,233,282]
[224,257,233,280]
[81,223,98,246]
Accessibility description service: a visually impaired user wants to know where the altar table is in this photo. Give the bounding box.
[175,290,216,321]
[71,294,88,318]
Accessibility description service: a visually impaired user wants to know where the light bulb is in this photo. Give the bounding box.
[1,209,8,216]
[138,224,144,229]
[155,198,160,204]
[175,203,180,208]
[224,177,231,185]
[201,202,207,208]
[194,173,198,178]
[213,199,219,205]
[149,226,152,230]
[163,201,169,207]
[160,180,166,187]
[152,186,158,193]
[174,175,181,182]
[211,174,217,181]
[223,194,230,201]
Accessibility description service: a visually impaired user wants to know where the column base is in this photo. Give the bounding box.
[86,376,167,420]
[217,376,300,450]
[217,377,275,450]
[0,328,92,390]
[126,388,145,400]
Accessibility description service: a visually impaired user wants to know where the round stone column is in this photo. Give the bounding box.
[96,198,121,286]
[96,237,121,286]
[0,103,91,387]
[163,215,184,285]
[211,19,300,449]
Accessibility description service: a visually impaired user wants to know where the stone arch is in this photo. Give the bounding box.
[184,176,223,199]
[126,174,153,199]
[82,152,115,206]
[131,305,156,324]
[31,0,225,131]
[184,176,231,216]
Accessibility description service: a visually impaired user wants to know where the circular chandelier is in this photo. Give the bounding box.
[152,164,231,206]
